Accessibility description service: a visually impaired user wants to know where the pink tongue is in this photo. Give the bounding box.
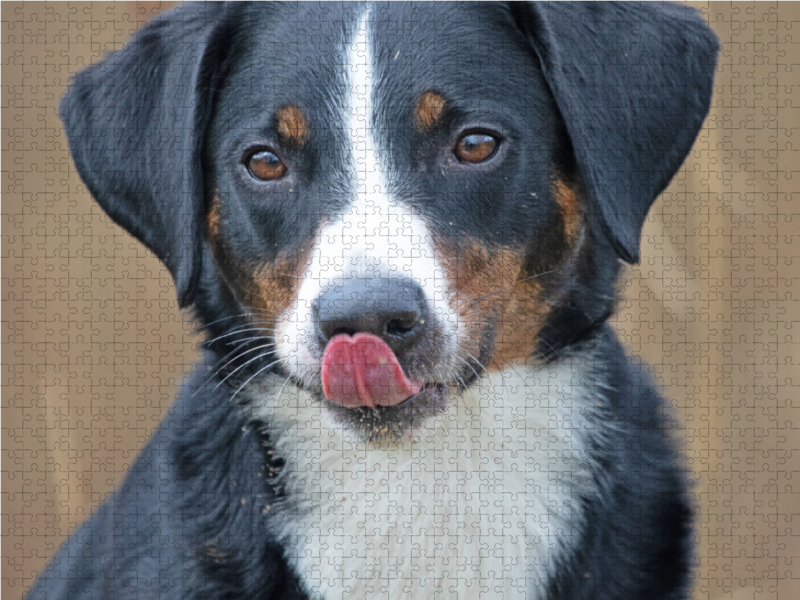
[321,332,422,408]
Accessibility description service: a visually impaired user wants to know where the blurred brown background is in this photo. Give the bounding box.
[3,2,799,599]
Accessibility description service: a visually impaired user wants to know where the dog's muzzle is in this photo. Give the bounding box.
[313,277,430,408]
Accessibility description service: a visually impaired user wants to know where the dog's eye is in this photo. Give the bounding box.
[454,133,498,164]
[246,150,287,181]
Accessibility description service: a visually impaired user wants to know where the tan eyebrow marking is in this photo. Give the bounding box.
[414,90,447,131]
[276,105,309,145]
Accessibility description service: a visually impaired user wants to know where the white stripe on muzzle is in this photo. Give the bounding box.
[275,12,457,384]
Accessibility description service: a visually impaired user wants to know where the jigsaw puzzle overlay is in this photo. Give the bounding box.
[2,2,799,599]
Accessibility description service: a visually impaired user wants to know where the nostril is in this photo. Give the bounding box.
[385,318,419,339]
[330,326,357,339]
[316,278,429,353]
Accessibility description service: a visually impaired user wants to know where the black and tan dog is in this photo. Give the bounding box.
[30,3,718,599]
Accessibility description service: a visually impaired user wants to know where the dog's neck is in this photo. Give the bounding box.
[245,348,604,600]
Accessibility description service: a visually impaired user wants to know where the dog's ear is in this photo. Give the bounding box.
[59,3,236,307]
[510,2,719,263]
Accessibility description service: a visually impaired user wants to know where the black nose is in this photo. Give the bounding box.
[315,277,428,354]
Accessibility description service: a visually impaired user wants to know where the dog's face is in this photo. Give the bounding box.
[204,4,578,436]
[61,2,718,440]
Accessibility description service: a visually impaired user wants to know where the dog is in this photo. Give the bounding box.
[29,2,719,599]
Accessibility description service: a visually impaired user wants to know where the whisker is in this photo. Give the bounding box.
[303,372,314,395]
[195,309,276,332]
[222,320,276,332]
[195,314,248,332]
[227,336,275,345]
[457,356,482,382]
[197,330,272,380]
[503,360,526,383]
[214,351,279,391]
[204,328,257,345]
[502,368,512,406]
[533,347,551,362]
[466,352,491,378]
[275,376,292,406]
[193,342,256,397]
[536,336,562,360]
[229,360,283,404]
[205,327,273,345]
[262,375,294,431]
[514,269,559,286]
[204,318,276,340]
[214,344,277,377]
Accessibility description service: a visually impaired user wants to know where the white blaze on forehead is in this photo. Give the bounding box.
[340,12,437,283]
[350,12,381,208]
[275,11,457,382]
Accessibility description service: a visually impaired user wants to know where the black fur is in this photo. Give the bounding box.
[545,328,694,600]
[58,2,241,307]
[30,3,719,599]
[510,2,719,264]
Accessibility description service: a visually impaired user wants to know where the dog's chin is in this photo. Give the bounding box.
[322,383,451,443]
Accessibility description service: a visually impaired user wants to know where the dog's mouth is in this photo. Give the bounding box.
[382,382,448,408]
[315,332,455,440]
[321,332,424,408]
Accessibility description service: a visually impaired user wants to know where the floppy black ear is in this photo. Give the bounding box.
[510,2,719,263]
[59,2,234,307]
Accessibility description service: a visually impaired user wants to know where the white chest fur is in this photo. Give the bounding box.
[249,359,596,600]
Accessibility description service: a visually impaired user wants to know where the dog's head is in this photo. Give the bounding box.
[61,2,718,439]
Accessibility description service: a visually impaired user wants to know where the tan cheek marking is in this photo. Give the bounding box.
[206,195,309,322]
[277,105,309,146]
[437,239,551,371]
[414,90,447,131]
[437,185,583,371]
[554,178,582,245]
[250,254,308,321]
[207,196,223,256]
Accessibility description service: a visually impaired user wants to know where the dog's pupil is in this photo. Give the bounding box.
[455,134,497,163]
[248,150,287,181]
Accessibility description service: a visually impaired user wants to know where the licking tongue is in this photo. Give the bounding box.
[322,332,423,408]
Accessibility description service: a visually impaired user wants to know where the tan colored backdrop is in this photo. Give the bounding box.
[3,3,799,599]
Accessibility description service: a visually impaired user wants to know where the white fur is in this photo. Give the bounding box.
[261,11,594,599]
[274,11,457,385]
[249,358,594,600]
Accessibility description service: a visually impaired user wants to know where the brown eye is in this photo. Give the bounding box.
[454,133,498,163]
[246,150,287,181]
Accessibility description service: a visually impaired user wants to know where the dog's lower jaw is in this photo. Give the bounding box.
[322,382,453,443]
[245,352,598,600]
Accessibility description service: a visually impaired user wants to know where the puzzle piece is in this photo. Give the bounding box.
[3,3,800,600]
